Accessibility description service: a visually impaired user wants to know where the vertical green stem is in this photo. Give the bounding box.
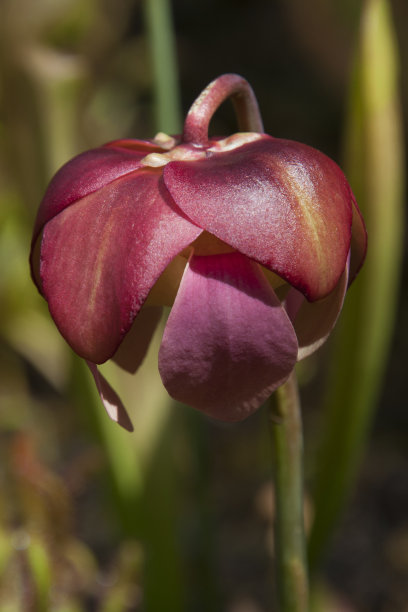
[144,0,182,133]
[269,371,308,612]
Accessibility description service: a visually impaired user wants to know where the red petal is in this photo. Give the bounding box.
[285,262,349,360]
[164,136,353,301]
[87,362,133,431]
[158,252,298,421]
[104,138,176,152]
[32,139,165,245]
[40,170,202,362]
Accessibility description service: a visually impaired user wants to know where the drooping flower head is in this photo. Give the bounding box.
[30,74,367,430]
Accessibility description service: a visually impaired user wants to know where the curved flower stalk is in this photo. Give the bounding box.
[30,74,367,430]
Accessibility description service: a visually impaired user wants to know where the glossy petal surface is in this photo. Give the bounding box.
[158,252,298,421]
[32,139,165,246]
[40,170,202,363]
[164,136,353,300]
[285,263,349,361]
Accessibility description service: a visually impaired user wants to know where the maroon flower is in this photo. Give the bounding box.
[30,74,366,430]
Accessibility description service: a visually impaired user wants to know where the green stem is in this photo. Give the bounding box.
[269,371,308,612]
[144,0,182,133]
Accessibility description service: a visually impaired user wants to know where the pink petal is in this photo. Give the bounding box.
[112,306,162,373]
[87,362,133,431]
[158,252,298,421]
[39,170,202,363]
[164,135,353,301]
[286,262,349,361]
[32,139,165,246]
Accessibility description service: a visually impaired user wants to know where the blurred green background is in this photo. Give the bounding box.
[0,0,407,610]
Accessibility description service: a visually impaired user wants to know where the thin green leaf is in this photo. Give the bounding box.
[308,0,405,573]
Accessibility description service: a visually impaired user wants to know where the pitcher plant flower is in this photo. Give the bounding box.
[30,74,367,430]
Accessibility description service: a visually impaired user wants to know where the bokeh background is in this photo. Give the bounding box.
[0,0,407,610]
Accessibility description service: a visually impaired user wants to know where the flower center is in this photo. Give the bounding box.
[140,132,264,169]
